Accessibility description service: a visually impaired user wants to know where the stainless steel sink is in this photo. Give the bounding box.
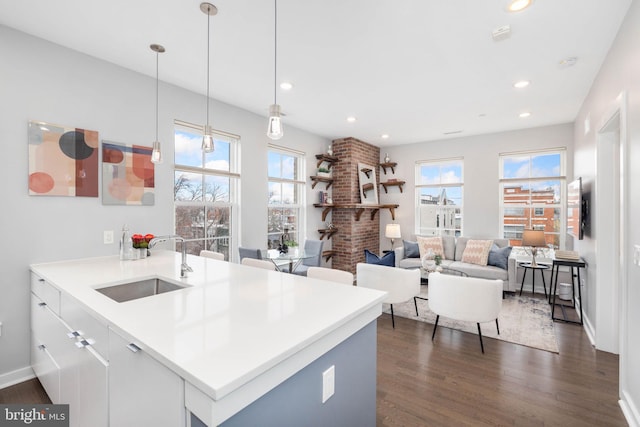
[95,278,186,303]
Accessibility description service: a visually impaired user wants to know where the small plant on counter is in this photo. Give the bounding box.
[132,233,155,249]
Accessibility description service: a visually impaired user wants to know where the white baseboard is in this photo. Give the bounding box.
[0,366,35,390]
[579,302,597,347]
[620,389,640,427]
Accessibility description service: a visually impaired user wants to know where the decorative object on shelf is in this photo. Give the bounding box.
[521,229,546,267]
[200,2,218,152]
[327,144,333,156]
[357,162,378,204]
[326,197,333,204]
[28,120,99,197]
[266,0,284,140]
[385,223,401,251]
[150,44,165,164]
[102,140,155,205]
[317,167,331,177]
[384,152,390,163]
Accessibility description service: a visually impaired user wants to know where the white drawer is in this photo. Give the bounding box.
[60,293,109,359]
[31,335,60,403]
[31,272,60,315]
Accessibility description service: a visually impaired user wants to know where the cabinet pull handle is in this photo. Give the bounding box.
[38,279,45,282]
[67,331,83,339]
[126,343,141,353]
[75,338,95,348]
[37,344,46,351]
[38,302,47,307]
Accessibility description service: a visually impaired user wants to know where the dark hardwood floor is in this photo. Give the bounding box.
[376,302,627,426]
[1,300,627,426]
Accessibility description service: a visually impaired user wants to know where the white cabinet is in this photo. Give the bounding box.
[30,274,108,427]
[108,328,185,427]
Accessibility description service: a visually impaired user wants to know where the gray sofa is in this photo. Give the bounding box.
[394,236,515,292]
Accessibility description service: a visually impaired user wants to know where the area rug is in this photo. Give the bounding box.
[383,288,559,353]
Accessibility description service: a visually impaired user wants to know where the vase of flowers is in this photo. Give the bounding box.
[132,233,154,258]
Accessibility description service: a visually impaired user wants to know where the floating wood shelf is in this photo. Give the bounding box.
[361,182,375,198]
[322,250,336,262]
[379,162,397,175]
[317,228,338,240]
[360,167,373,179]
[380,180,406,193]
[313,203,399,221]
[310,176,334,190]
[315,154,339,170]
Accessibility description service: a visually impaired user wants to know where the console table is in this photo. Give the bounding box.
[550,258,586,325]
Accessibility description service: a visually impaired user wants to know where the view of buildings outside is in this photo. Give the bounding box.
[500,151,563,248]
[174,126,235,258]
[416,159,463,236]
[267,149,304,249]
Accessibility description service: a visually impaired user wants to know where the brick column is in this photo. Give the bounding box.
[330,137,380,275]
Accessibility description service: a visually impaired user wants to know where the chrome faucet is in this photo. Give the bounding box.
[149,235,193,278]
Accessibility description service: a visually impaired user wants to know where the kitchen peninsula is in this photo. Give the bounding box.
[30,251,385,426]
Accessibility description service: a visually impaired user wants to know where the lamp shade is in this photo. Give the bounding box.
[521,229,546,247]
[385,224,401,239]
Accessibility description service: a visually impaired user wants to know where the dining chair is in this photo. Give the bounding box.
[238,247,263,262]
[199,250,225,261]
[241,258,277,271]
[356,263,420,328]
[428,272,502,353]
[306,267,353,285]
[290,239,324,276]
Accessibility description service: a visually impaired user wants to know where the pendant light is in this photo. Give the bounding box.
[201,2,218,153]
[267,0,283,140]
[150,44,165,164]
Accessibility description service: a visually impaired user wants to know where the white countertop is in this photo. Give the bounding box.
[30,251,385,409]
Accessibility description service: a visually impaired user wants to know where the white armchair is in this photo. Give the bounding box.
[428,272,502,353]
[356,263,421,328]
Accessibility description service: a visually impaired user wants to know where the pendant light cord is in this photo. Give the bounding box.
[273,0,278,105]
[206,5,211,130]
[155,50,159,141]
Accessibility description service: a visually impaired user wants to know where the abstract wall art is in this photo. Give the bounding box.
[102,140,155,206]
[28,120,99,197]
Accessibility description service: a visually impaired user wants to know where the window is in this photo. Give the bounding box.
[174,121,240,259]
[415,158,463,236]
[267,146,306,249]
[499,150,565,248]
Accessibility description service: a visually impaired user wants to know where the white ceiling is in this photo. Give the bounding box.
[0,0,632,146]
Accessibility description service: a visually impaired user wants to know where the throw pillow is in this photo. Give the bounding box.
[416,236,445,260]
[461,239,493,266]
[364,249,395,267]
[402,240,420,258]
[487,244,512,270]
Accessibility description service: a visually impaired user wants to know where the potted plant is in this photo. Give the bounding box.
[317,167,331,178]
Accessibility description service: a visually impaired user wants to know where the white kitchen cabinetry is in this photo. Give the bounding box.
[30,273,108,427]
[108,328,185,427]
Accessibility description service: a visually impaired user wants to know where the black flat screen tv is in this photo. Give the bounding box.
[567,177,583,240]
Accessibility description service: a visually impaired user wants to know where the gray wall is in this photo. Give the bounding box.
[572,0,640,421]
[376,123,574,246]
[0,25,329,383]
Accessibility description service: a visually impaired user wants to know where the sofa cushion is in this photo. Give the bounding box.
[402,240,420,258]
[448,261,508,281]
[461,239,493,266]
[442,236,456,261]
[364,249,395,267]
[398,257,423,269]
[417,236,445,260]
[487,244,512,270]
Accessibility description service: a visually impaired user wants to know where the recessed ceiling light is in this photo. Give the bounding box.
[280,81,293,90]
[346,116,357,123]
[513,80,530,89]
[519,112,531,118]
[558,57,578,68]
[507,0,533,12]
[381,134,390,139]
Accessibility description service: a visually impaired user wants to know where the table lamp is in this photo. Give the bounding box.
[385,224,401,251]
[521,229,546,267]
